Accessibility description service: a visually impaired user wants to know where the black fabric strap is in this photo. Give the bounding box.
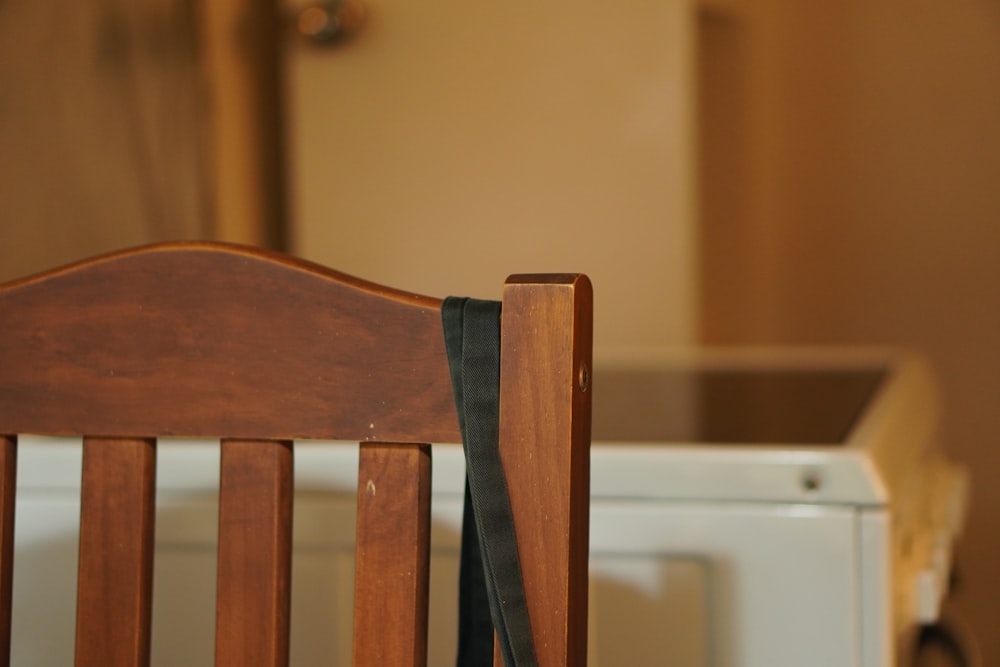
[442,297,538,667]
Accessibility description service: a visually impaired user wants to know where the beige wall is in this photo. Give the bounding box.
[700,1,1000,661]
[285,0,699,351]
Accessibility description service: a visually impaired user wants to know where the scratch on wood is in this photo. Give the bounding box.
[366,479,376,496]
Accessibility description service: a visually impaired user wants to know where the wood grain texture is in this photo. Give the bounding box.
[498,274,593,667]
[0,243,459,443]
[215,439,293,667]
[74,437,156,667]
[352,443,432,667]
[0,436,14,667]
[0,244,593,667]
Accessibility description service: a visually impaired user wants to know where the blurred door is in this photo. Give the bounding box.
[283,0,699,351]
[0,0,208,281]
[0,0,286,282]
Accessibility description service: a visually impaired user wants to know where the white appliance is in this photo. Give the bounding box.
[583,347,967,667]
[9,348,965,666]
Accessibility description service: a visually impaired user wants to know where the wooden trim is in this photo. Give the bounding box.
[352,443,432,666]
[215,439,294,667]
[498,273,593,666]
[0,436,15,667]
[74,437,157,667]
[197,0,287,248]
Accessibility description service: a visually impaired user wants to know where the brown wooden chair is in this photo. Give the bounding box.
[0,242,592,667]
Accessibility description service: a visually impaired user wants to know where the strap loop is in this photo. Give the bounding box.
[443,297,538,667]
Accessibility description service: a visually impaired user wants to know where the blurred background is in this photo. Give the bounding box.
[1,0,998,663]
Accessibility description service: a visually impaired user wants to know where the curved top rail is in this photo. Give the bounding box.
[0,242,461,442]
[2,241,441,309]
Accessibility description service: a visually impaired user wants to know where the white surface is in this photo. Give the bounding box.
[589,500,861,667]
[859,509,892,667]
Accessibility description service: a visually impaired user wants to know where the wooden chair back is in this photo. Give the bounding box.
[0,243,592,667]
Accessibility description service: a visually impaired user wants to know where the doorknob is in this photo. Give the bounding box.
[295,1,366,46]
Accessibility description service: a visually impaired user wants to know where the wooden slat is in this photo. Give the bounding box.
[0,244,460,444]
[75,437,156,667]
[0,436,15,667]
[352,443,432,667]
[215,439,293,667]
[498,274,593,667]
